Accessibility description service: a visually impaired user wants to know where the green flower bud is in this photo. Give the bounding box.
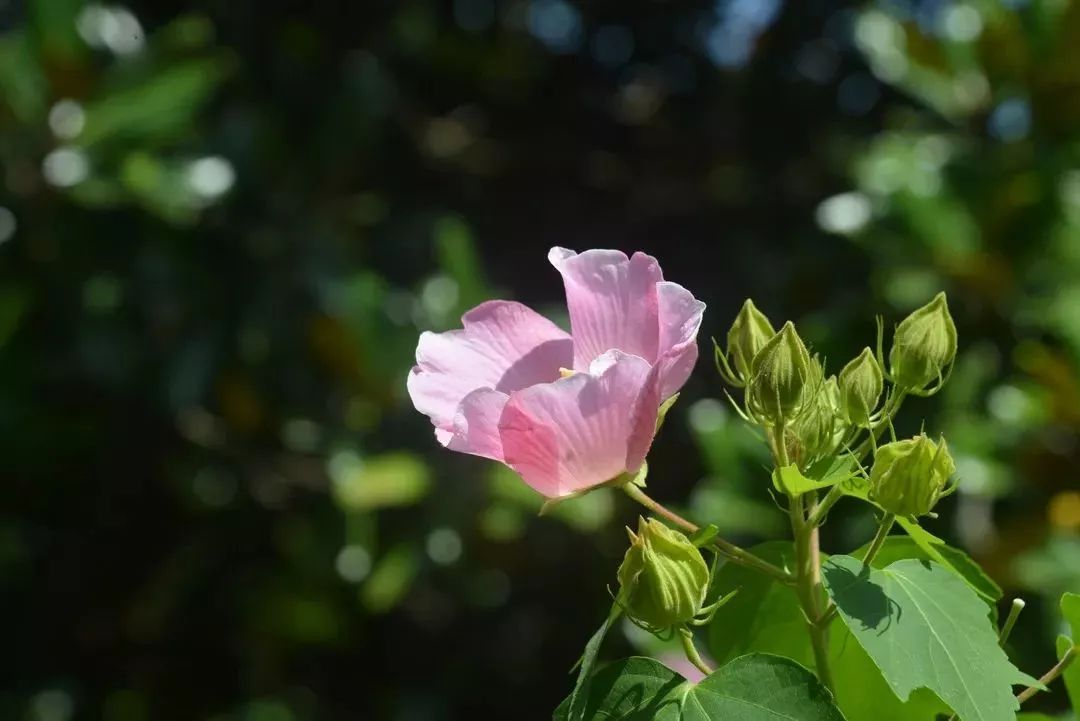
[838,347,884,427]
[789,375,844,464]
[889,292,957,393]
[747,322,813,425]
[617,517,709,630]
[868,434,956,518]
[725,299,776,385]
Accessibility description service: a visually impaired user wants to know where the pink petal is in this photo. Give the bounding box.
[445,388,508,459]
[548,247,663,371]
[498,351,660,498]
[655,281,706,399]
[407,300,572,456]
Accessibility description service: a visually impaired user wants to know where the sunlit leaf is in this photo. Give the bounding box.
[823,556,1037,721]
[706,542,948,721]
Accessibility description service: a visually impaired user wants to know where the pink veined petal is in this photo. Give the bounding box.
[407,300,572,456]
[445,388,508,460]
[655,281,706,399]
[548,247,663,370]
[498,351,659,498]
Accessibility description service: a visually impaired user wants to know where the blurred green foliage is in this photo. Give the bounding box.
[1,0,1079,719]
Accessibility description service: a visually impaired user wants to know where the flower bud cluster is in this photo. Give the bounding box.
[717,292,958,483]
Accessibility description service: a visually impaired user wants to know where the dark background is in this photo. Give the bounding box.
[2,0,1079,719]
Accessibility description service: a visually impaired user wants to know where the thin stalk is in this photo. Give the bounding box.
[999,599,1025,646]
[1016,644,1078,705]
[679,627,714,676]
[621,484,794,584]
[808,483,845,527]
[861,513,896,568]
[853,390,908,462]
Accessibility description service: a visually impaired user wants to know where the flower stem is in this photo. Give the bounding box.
[1016,644,1078,705]
[999,598,1025,646]
[679,627,714,676]
[807,483,845,527]
[861,513,896,568]
[774,424,836,694]
[621,484,794,584]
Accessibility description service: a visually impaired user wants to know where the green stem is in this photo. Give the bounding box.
[999,598,1025,646]
[791,493,835,693]
[807,483,845,527]
[1016,644,1078,705]
[621,484,794,585]
[775,424,835,693]
[853,390,908,462]
[679,627,714,676]
[861,513,896,568]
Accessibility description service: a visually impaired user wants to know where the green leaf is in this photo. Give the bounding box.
[689,524,719,548]
[772,464,836,495]
[567,604,621,721]
[805,454,859,486]
[656,393,680,431]
[1062,592,1080,639]
[80,58,227,148]
[868,527,1002,604]
[822,556,1037,721]
[706,542,947,721]
[556,654,845,720]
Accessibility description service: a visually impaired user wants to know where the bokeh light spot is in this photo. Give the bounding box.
[48,100,86,140]
[527,0,584,54]
[335,545,373,583]
[42,147,89,188]
[988,98,1032,142]
[186,156,235,199]
[426,528,463,565]
[815,192,872,235]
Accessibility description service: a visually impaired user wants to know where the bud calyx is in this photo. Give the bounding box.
[617,518,710,630]
[747,322,813,425]
[722,299,776,387]
[889,292,957,395]
[839,347,884,427]
[868,434,956,518]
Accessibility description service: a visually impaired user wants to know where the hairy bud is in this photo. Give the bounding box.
[790,374,844,464]
[617,518,709,630]
[724,299,776,386]
[747,322,813,425]
[889,292,957,394]
[838,347,884,427]
[869,434,956,518]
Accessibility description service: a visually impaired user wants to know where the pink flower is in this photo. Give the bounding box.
[407,247,705,498]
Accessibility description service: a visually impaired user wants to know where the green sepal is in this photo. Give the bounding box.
[689,523,720,548]
[656,393,680,432]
